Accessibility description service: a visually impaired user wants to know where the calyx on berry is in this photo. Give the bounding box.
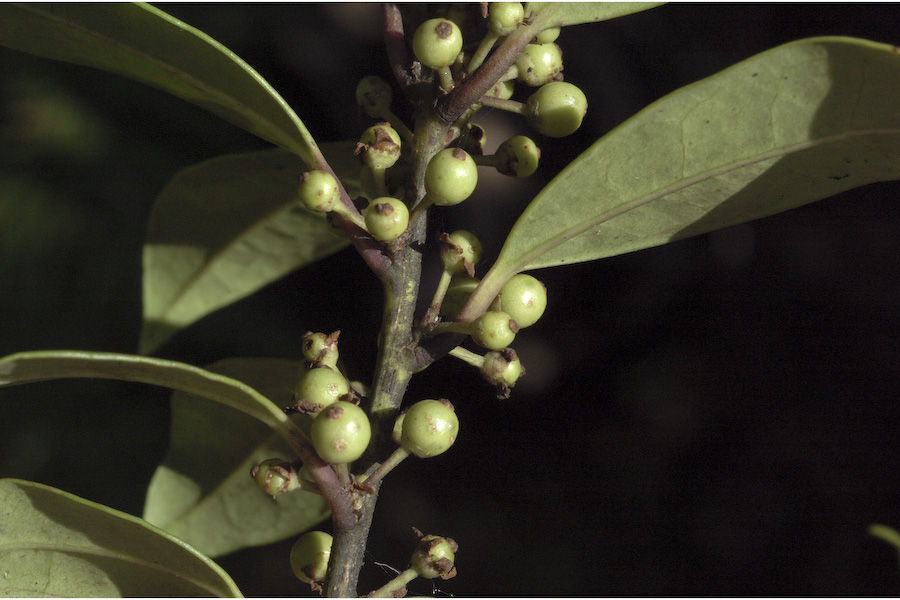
[298,170,341,213]
[294,365,350,415]
[250,458,297,497]
[364,196,409,241]
[494,135,541,177]
[290,531,333,586]
[412,18,463,69]
[526,81,588,138]
[355,75,392,119]
[492,273,547,327]
[425,147,478,206]
[482,348,525,398]
[302,330,339,368]
[410,532,458,580]
[400,399,459,458]
[440,230,483,276]
[310,400,371,464]
[356,123,402,171]
[471,310,519,350]
[515,42,564,87]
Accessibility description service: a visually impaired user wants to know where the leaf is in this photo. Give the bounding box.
[144,359,329,558]
[0,478,242,597]
[140,142,358,354]
[0,350,290,432]
[528,2,664,27]
[0,3,320,164]
[471,37,900,311]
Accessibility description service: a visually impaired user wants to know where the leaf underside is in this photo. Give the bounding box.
[0,479,242,597]
[144,359,329,558]
[0,2,320,163]
[475,37,900,306]
[531,2,665,27]
[140,142,358,355]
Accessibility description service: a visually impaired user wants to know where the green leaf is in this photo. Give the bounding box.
[0,3,320,164]
[0,350,291,432]
[0,478,242,597]
[473,37,900,310]
[140,142,357,355]
[144,359,329,558]
[528,2,664,26]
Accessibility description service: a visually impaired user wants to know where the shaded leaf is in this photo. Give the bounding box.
[144,359,329,558]
[0,3,319,164]
[469,37,900,313]
[0,350,290,432]
[529,2,664,27]
[140,142,358,354]
[0,478,241,597]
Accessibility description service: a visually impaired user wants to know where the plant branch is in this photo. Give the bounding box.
[383,4,414,89]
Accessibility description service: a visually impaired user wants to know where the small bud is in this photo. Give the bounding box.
[302,330,340,368]
[482,348,525,399]
[410,533,458,580]
[357,123,402,171]
[298,170,341,212]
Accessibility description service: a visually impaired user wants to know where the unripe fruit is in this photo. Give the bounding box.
[482,348,524,388]
[495,135,541,177]
[250,458,291,497]
[294,366,350,415]
[515,43,563,87]
[493,273,547,327]
[488,2,524,35]
[356,75,392,119]
[486,78,515,101]
[440,275,479,318]
[401,399,459,458]
[290,531,333,585]
[357,123,401,170]
[526,81,588,138]
[302,331,339,368]
[440,230,483,274]
[412,18,463,69]
[425,147,478,206]
[298,170,341,212]
[311,401,371,464]
[364,196,409,241]
[471,310,518,350]
[410,534,458,579]
[392,411,405,445]
[535,26,560,44]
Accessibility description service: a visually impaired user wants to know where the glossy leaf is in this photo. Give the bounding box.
[0,350,290,432]
[471,37,900,313]
[529,2,664,27]
[0,3,320,164]
[144,359,329,558]
[0,478,242,597]
[140,142,357,354]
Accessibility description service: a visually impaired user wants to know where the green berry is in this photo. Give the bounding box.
[471,310,518,350]
[482,348,524,388]
[250,458,292,497]
[364,196,409,241]
[493,273,547,327]
[526,81,588,138]
[535,26,560,44]
[440,230,483,274]
[311,401,371,464]
[301,331,339,368]
[392,411,405,445]
[356,75,393,119]
[425,147,478,206]
[401,399,459,458]
[358,123,401,171]
[515,43,563,87]
[294,366,350,415]
[410,534,458,580]
[488,2,524,36]
[495,135,541,177]
[413,18,463,69]
[298,170,341,212]
[486,79,515,101]
[290,531,333,585]
[440,275,479,319]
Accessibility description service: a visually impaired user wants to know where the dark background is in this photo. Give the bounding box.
[1,3,898,596]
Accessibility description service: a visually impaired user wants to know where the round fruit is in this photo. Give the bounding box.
[471,310,518,350]
[412,18,463,69]
[290,531,333,584]
[425,148,478,206]
[401,399,459,458]
[482,349,524,387]
[311,401,371,464]
[515,43,563,87]
[358,123,401,170]
[495,135,540,177]
[298,170,340,212]
[525,81,588,138]
[301,331,339,368]
[493,273,547,327]
[364,196,409,241]
[440,230,483,274]
[410,534,457,579]
[251,458,290,497]
[355,75,392,119]
[486,78,515,100]
[294,366,350,414]
[440,275,479,318]
[488,2,524,35]
[535,26,560,44]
